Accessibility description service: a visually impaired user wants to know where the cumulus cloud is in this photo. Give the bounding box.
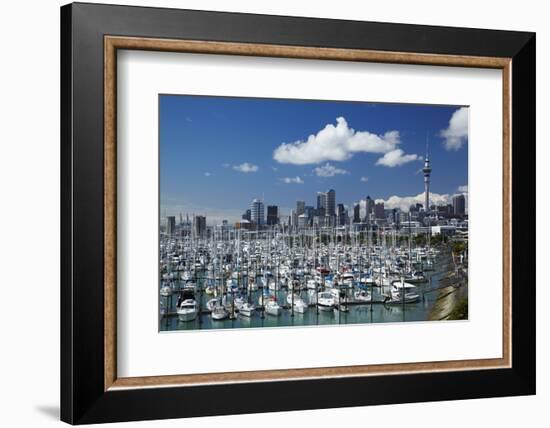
[273,117,400,165]
[458,184,468,193]
[360,176,369,182]
[440,107,469,151]
[282,176,304,184]
[375,149,420,167]
[313,163,349,177]
[381,192,451,212]
[232,162,259,173]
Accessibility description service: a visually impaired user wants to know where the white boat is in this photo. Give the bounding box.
[264,299,282,316]
[239,302,256,317]
[160,285,173,297]
[354,289,372,302]
[388,279,421,304]
[286,293,308,313]
[317,291,336,311]
[177,299,197,322]
[211,305,229,320]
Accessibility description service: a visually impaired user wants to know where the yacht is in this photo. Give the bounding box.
[388,279,421,304]
[176,291,198,322]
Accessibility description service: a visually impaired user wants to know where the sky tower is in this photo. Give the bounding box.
[423,142,432,213]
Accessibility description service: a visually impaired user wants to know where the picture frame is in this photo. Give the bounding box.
[60,2,535,424]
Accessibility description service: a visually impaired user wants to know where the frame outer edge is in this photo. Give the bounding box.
[60,3,75,424]
[63,3,536,423]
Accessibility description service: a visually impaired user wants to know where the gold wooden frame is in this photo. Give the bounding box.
[104,36,512,391]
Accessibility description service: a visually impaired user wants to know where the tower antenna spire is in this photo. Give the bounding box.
[423,133,432,213]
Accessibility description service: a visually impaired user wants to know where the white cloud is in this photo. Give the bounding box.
[282,176,304,184]
[458,184,468,193]
[381,192,451,212]
[440,107,469,151]
[375,149,420,167]
[204,172,211,177]
[273,117,400,165]
[360,176,369,182]
[313,163,349,177]
[232,162,259,173]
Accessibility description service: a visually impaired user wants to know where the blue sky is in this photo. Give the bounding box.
[160,95,468,224]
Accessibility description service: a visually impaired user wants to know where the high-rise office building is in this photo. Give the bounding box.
[353,203,361,223]
[193,215,206,238]
[326,189,336,217]
[296,200,306,216]
[316,192,326,216]
[266,205,278,225]
[337,203,346,225]
[374,202,385,219]
[166,216,176,235]
[365,196,375,221]
[250,199,265,225]
[452,194,466,216]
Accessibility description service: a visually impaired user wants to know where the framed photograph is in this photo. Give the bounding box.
[61,2,535,424]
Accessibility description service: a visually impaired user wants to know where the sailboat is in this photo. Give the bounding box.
[286,293,308,313]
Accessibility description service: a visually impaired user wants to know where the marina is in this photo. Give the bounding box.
[159,226,468,331]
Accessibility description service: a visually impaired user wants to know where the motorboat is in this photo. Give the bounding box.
[317,291,336,311]
[388,279,421,304]
[177,298,198,322]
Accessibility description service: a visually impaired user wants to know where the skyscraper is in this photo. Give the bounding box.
[365,196,374,221]
[296,200,306,216]
[166,216,176,235]
[266,205,278,225]
[423,148,432,212]
[326,189,336,217]
[193,215,206,238]
[316,191,326,216]
[374,202,385,219]
[353,203,361,223]
[452,194,466,216]
[250,199,265,225]
[337,203,346,226]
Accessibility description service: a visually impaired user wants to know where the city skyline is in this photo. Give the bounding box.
[160,95,468,225]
